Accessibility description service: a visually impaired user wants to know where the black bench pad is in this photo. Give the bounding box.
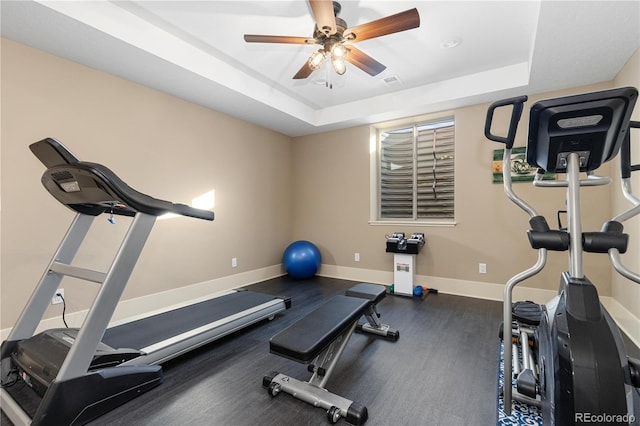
[270,295,371,363]
[346,283,386,304]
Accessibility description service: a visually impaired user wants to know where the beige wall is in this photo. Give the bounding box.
[292,83,617,295]
[613,48,640,320]
[2,37,637,332]
[0,38,293,329]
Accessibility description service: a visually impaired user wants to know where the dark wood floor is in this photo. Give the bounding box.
[91,276,505,426]
[2,276,639,425]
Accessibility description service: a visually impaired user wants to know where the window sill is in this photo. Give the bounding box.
[368,220,456,228]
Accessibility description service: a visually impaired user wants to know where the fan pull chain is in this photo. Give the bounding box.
[325,62,333,89]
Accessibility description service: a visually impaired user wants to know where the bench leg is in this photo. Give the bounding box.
[309,322,356,388]
[265,373,367,425]
[355,305,400,341]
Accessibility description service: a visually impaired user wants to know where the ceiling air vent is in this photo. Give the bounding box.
[382,75,402,86]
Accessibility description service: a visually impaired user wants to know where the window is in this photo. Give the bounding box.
[375,117,455,223]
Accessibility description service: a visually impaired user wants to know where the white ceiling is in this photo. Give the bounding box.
[2,1,639,137]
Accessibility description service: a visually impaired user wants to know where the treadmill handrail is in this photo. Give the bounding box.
[31,138,214,221]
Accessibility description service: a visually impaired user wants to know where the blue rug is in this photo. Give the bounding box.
[497,341,543,425]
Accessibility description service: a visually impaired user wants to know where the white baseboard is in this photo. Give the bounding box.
[601,297,640,347]
[319,264,640,348]
[3,263,639,349]
[318,264,557,304]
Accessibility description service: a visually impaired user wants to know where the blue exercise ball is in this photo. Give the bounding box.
[283,240,321,279]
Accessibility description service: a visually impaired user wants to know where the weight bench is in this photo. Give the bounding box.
[263,283,398,425]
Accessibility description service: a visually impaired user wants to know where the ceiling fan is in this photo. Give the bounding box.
[244,0,420,82]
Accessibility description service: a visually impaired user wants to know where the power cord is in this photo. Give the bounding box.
[3,292,68,390]
[56,291,69,328]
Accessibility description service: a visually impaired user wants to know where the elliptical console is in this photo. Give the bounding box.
[485,87,640,425]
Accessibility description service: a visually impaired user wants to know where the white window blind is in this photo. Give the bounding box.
[379,118,455,221]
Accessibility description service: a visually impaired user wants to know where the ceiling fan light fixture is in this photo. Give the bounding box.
[331,43,348,58]
[332,56,347,75]
[308,50,326,70]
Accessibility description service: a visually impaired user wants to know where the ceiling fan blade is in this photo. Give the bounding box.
[244,35,315,44]
[344,46,386,76]
[345,8,420,43]
[293,61,314,79]
[309,0,337,36]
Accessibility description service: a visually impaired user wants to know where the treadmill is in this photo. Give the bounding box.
[0,138,291,426]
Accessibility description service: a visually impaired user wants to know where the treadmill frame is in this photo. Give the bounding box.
[1,210,288,425]
[1,211,157,425]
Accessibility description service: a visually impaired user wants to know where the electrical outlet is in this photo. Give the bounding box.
[479,263,487,274]
[52,288,64,305]
[354,253,360,262]
[232,257,238,268]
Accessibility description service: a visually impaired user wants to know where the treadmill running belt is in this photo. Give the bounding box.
[102,291,278,350]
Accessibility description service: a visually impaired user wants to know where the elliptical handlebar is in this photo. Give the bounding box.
[485,95,547,416]
[485,95,538,218]
[619,121,639,179]
[532,171,611,188]
[484,95,528,149]
[613,121,640,224]
[610,121,640,284]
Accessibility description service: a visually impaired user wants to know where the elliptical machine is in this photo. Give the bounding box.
[484,87,640,425]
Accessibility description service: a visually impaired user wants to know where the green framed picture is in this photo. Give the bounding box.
[492,147,556,183]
